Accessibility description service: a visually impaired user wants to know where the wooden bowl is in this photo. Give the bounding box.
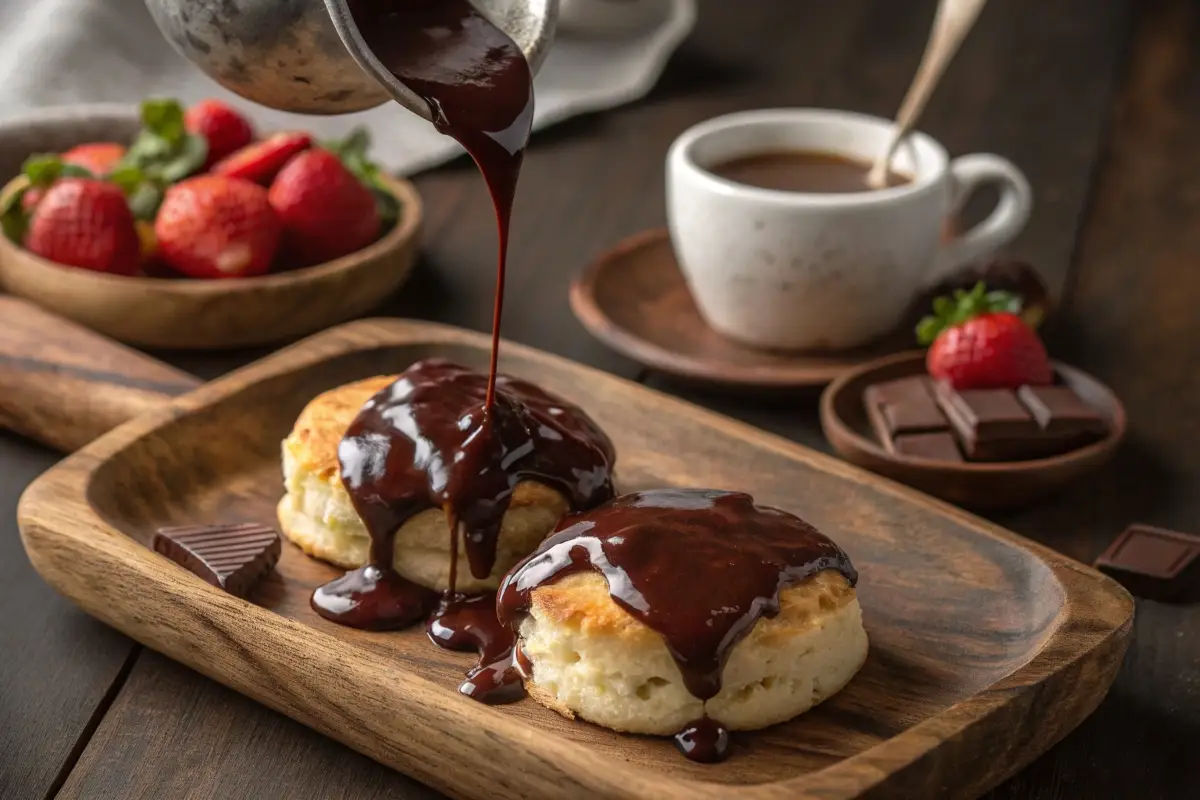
[0,106,422,350]
[0,175,422,350]
[820,351,1127,509]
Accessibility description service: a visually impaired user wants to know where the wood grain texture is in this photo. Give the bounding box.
[820,351,1126,509]
[0,296,200,452]
[0,429,138,800]
[0,171,423,351]
[18,319,1132,800]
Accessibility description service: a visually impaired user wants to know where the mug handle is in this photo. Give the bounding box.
[928,153,1033,285]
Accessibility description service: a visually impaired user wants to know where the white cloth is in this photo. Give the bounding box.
[0,0,695,174]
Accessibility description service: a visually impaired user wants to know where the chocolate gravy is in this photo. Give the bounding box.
[346,0,535,404]
[496,489,858,762]
[311,0,620,697]
[711,150,909,193]
[312,359,616,629]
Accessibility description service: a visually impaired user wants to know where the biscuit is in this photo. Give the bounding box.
[518,569,867,734]
[278,377,570,591]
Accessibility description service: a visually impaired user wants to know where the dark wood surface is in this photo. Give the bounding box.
[3,0,1196,797]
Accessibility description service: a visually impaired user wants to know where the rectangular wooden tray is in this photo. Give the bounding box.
[17,318,1133,799]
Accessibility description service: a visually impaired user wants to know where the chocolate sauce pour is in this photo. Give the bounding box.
[495,489,858,762]
[346,0,534,406]
[312,359,616,635]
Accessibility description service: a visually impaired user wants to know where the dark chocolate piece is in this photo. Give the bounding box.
[865,376,947,438]
[935,383,1068,461]
[1017,385,1108,438]
[1094,525,1200,602]
[892,432,964,462]
[154,523,281,598]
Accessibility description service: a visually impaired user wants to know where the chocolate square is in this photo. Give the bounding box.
[934,383,1048,461]
[864,377,948,449]
[1094,525,1200,602]
[891,432,963,462]
[1017,385,1108,437]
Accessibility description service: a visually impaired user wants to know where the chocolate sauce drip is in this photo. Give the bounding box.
[312,359,616,630]
[496,489,858,761]
[347,0,534,406]
[428,593,525,704]
[674,718,731,764]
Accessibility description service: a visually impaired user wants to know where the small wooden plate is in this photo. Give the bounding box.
[569,229,912,389]
[0,108,422,350]
[820,351,1127,509]
[11,307,1133,799]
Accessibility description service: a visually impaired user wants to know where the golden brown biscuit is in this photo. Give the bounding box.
[278,377,570,591]
[518,569,868,734]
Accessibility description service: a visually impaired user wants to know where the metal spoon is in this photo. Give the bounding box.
[867,0,988,189]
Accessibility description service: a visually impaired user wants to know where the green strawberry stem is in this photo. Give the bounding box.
[322,127,400,230]
[916,282,1024,345]
[119,98,207,191]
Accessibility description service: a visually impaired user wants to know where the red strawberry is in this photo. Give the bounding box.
[917,283,1053,390]
[23,179,140,274]
[184,99,254,167]
[62,142,127,177]
[267,148,381,265]
[155,176,281,279]
[211,132,312,185]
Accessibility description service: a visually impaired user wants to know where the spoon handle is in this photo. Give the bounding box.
[869,0,988,185]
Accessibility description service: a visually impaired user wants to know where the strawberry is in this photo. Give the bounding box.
[917,283,1053,390]
[62,142,127,177]
[211,132,312,185]
[268,148,380,265]
[155,176,281,279]
[23,179,140,275]
[184,99,254,167]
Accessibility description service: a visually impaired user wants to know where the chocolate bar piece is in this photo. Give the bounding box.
[864,377,950,453]
[154,523,281,598]
[1094,525,1200,602]
[935,384,1043,460]
[1017,385,1108,439]
[892,432,964,462]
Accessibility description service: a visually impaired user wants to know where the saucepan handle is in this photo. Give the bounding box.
[0,296,199,453]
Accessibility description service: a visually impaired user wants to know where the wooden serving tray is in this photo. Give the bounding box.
[10,302,1132,799]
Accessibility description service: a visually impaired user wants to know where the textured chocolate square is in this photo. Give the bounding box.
[154,523,282,598]
[1094,525,1200,602]
[891,432,963,462]
[864,376,948,449]
[1017,385,1108,437]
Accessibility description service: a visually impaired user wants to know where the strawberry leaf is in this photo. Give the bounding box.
[916,281,1025,345]
[127,183,165,221]
[23,154,93,186]
[106,164,145,195]
[120,99,207,187]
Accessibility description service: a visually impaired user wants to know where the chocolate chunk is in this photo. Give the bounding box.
[1094,525,1200,602]
[1017,385,1108,439]
[935,384,1045,460]
[154,523,281,598]
[865,377,950,453]
[892,432,963,462]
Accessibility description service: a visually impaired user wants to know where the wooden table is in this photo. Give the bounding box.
[2,0,1196,797]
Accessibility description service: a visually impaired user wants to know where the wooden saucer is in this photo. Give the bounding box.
[569,229,910,388]
[820,351,1127,509]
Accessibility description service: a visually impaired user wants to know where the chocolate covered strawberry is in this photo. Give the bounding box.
[917,283,1053,390]
[23,179,141,275]
[185,99,254,167]
[268,148,381,265]
[155,175,281,279]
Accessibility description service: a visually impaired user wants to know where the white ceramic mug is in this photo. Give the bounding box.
[666,108,1032,351]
